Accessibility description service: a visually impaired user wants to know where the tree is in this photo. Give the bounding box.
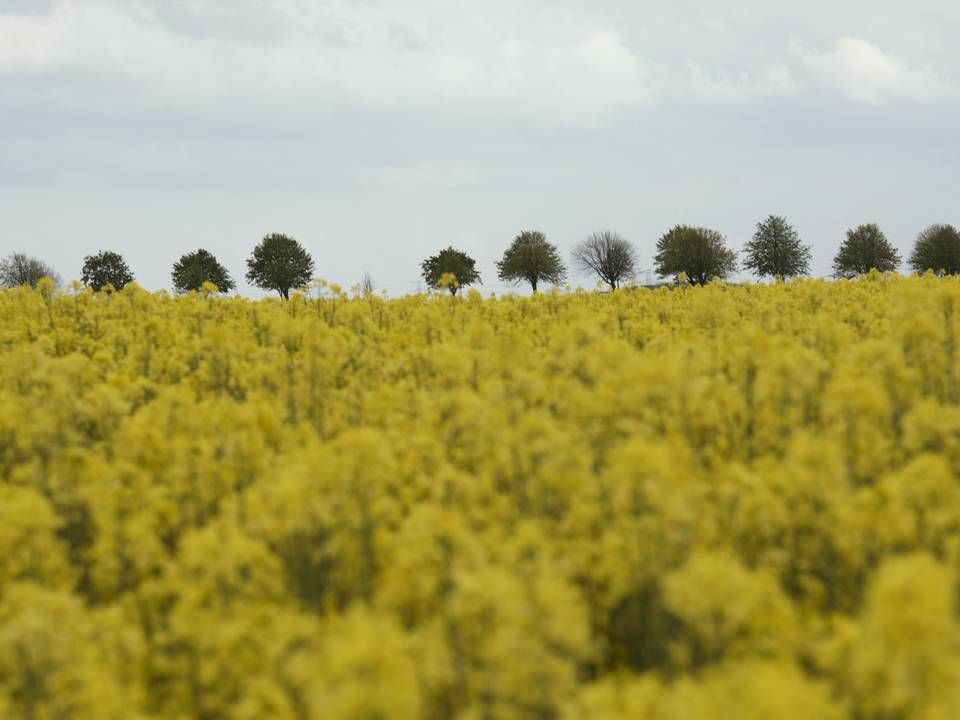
[909,224,960,276]
[0,253,61,289]
[654,225,738,285]
[742,215,812,279]
[832,224,901,278]
[245,233,315,300]
[571,231,636,290]
[172,249,235,294]
[496,230,566,292]
[80,250,134,291]
[420,247,481,295]
[360,272,376,296]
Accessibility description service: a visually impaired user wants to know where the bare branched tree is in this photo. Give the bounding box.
[0,253,61,289]
[571,231,637,290]
[360,271,376,296]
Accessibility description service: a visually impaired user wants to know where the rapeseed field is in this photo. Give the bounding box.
[1,274,959,718]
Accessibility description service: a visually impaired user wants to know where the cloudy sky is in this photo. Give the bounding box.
[2,0,958,294]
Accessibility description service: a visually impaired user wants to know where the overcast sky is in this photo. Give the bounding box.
[2,0,959,294]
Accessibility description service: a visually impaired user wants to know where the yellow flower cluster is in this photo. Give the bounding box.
[2,274,960,718]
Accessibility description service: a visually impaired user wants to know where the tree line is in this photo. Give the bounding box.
[2,218,958,295]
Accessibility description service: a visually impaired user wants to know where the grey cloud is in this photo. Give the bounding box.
[1,0,959,295]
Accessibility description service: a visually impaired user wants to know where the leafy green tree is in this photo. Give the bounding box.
[0,253,61,289]
[80,250,134,291]
[909,224,960,275]
[743,215,812,279]
[832,224,901,278]
[496,231,566,292]
[654,225,738,285]
[245,234,314,300]
[172,249,235,294]
[571,231,636,290]
[420,247,481,295]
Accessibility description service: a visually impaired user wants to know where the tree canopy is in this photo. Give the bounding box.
[832,224,901,278]
[246,234,314,300]
[496,231,566,292]
[909,224,960,276]
[172,249,235,294]
[421,247,481,295]
[654,225,738,285]
[743,215,812,279]
[571,231,636,290]
[81,251,134,291]
[0,253,61,289]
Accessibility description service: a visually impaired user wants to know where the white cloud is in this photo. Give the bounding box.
[8,2,955,137]
[685,62,800,100]
[0,0,857,128]
[794,36,955,103]
[0,0,657,124]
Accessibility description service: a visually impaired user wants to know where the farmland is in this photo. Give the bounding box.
[1,275,959,718]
